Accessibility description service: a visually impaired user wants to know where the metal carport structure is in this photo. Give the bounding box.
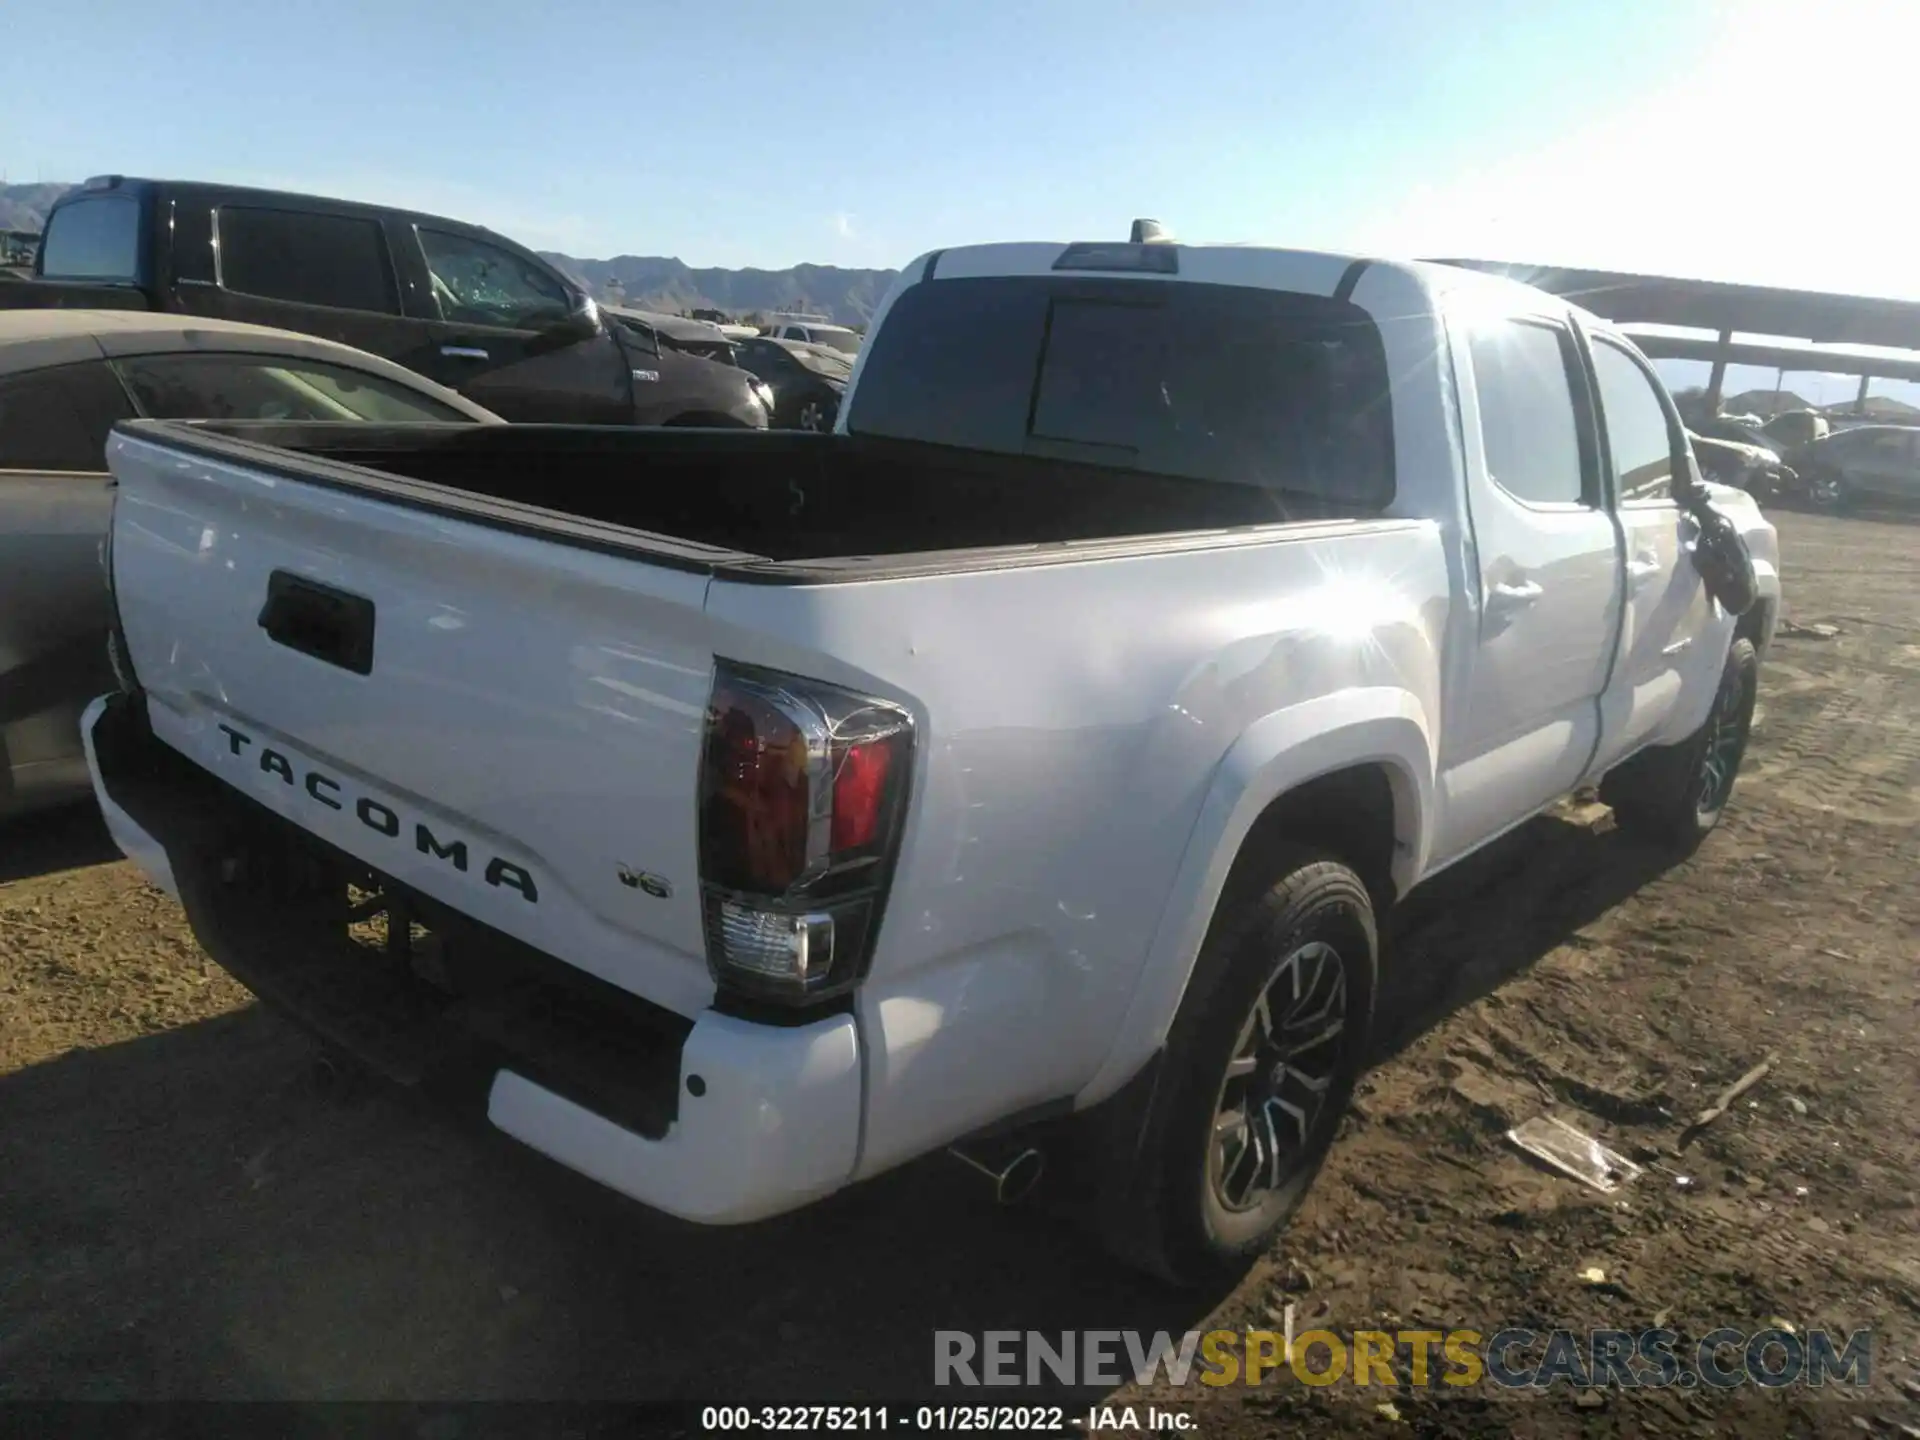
[1431,260,1920,411]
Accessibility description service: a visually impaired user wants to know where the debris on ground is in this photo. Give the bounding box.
[1676,1051,1777,1150]
[1507,1115,1643,1193]
[1776,618,1842,639]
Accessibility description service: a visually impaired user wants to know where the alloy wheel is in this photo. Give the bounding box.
[1208,940,1350,1212]
[1693,662,1752,822]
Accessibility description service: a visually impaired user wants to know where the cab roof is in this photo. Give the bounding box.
[900,241,1605,331]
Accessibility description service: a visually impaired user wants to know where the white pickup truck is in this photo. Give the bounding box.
[84,235,1779,1285]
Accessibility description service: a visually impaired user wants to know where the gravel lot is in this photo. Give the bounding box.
[1,508,1915,1435]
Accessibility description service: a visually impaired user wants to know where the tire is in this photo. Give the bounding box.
[1600,637,1758,851]
[1102,847,1377,1287]
[1804,465,1849,512]
[796,392,837,433]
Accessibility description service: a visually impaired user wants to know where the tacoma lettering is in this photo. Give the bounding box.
[415,824,468,871]
[211,722,537,903]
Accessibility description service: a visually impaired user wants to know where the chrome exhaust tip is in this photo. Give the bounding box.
[949,1144,1046,1206]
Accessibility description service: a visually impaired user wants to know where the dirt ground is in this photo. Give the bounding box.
[1,509,1916,1436]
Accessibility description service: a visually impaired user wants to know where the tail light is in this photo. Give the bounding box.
[697,660,913,1005]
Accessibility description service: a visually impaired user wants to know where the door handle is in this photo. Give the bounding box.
[1487,579,1543,612]
[439,345,490,360]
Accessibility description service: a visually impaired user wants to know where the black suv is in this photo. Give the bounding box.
[8,177,767,429]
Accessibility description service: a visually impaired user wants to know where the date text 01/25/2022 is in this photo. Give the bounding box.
[698,1404,1196,1433]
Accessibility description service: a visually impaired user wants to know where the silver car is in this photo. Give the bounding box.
[1790,423,1920,512]
[0,311,499,824]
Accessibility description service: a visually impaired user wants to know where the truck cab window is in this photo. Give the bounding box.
[1591,340,1677,503]
[1467,320,1588,507]
[418,230,573,331]
[217,207,399,314]
[0,362,135,471]
[847,276,1395,508]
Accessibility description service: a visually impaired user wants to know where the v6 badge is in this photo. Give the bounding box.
[617,865,672,899]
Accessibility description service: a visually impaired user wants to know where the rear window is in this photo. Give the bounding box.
[115,353,469,423]
[40,195,142,281]
[217,206,399,314]
[847,276,1394,507]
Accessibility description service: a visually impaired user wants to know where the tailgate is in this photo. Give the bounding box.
[106,428,721,1017]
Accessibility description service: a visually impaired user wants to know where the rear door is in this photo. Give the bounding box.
[0,359,132,803]
[1434,311,1624,861]
[409,226,632,424]
[189,200,434,364]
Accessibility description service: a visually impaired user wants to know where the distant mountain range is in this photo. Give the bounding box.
[540,253,896,327]
[1723,387,1920,419]
[0,181,70,234]
[1,181,895,324]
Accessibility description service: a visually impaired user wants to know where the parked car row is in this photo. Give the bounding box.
[1787,423,1920,512]
[1686,405,1919,514]
[0,178,877,831]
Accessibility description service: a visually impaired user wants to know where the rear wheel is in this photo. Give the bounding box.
[1103,848,1376,1286]
[1601,637,1758,851]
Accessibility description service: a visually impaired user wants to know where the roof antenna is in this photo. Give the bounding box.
[1130,218,1176,244]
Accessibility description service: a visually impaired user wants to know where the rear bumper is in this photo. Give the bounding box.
[80,692,863,1224]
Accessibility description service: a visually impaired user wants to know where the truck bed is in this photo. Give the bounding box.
[123,419,1376,576]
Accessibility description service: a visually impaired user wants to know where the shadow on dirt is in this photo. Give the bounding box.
[0,812,1687,1404]
[0,1002,1237,1406]
[0,802,121,886]
[1370,810,1678,1064]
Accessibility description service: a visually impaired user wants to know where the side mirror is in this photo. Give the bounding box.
[557,294,602,340]
[525,296,603,356]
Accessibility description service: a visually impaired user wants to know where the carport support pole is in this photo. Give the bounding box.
[1705,329,1732,414]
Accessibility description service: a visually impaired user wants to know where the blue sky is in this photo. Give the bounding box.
[7,0,1918,406]
[6,0,1900,277]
